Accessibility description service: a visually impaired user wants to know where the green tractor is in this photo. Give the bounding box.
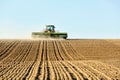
[32,25,68,39]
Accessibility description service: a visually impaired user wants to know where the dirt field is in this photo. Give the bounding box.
[0,39,120,80]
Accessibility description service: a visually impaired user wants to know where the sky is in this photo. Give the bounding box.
[0,0,120,39]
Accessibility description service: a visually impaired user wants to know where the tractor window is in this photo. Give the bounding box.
[47,27,52,31]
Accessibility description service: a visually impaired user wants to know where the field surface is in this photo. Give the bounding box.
[0,39,120,80]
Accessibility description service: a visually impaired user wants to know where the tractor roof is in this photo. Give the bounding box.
[46,25,55,28]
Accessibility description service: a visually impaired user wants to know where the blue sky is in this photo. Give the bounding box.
[0,0,120,39]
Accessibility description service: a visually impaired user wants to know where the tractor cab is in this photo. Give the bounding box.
[45,25,55,32]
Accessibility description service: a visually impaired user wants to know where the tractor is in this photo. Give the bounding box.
[32,25,68,39]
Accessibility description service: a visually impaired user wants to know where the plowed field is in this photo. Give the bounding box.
[0,39,120,80]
